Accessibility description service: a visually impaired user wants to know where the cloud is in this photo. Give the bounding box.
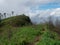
[26,8,60,24]
[0,0,5,4]
[50,8,60,16]
[0,0,60,13]
[0,0,60,24]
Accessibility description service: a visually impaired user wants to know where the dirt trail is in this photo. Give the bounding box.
[28,35,41,45]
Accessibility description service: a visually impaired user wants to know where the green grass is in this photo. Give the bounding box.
[1,15,32,27]
[0,15,60,45]
[0,24,60,45]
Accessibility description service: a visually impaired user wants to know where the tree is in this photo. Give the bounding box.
[55,18,60,28]
[12,11,14,15]
[48,16,54,29]
[4,13,6,18]
[0,13,1,22]
[0,13,2,26]
[48,16,53,25]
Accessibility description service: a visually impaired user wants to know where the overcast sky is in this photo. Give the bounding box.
[0,0,60,23]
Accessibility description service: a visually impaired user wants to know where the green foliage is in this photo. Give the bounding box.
[36,31,59,45]
[0,15,60,45]
[2,15,32,27]
[0,24,60,45]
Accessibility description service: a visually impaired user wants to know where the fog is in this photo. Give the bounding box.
[30,14,60,26]
[1,11,60,26]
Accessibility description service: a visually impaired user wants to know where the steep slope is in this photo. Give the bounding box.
[1,15,32,27]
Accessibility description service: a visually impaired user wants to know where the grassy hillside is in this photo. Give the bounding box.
[0,15,60,45]
[1,15,32,27]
